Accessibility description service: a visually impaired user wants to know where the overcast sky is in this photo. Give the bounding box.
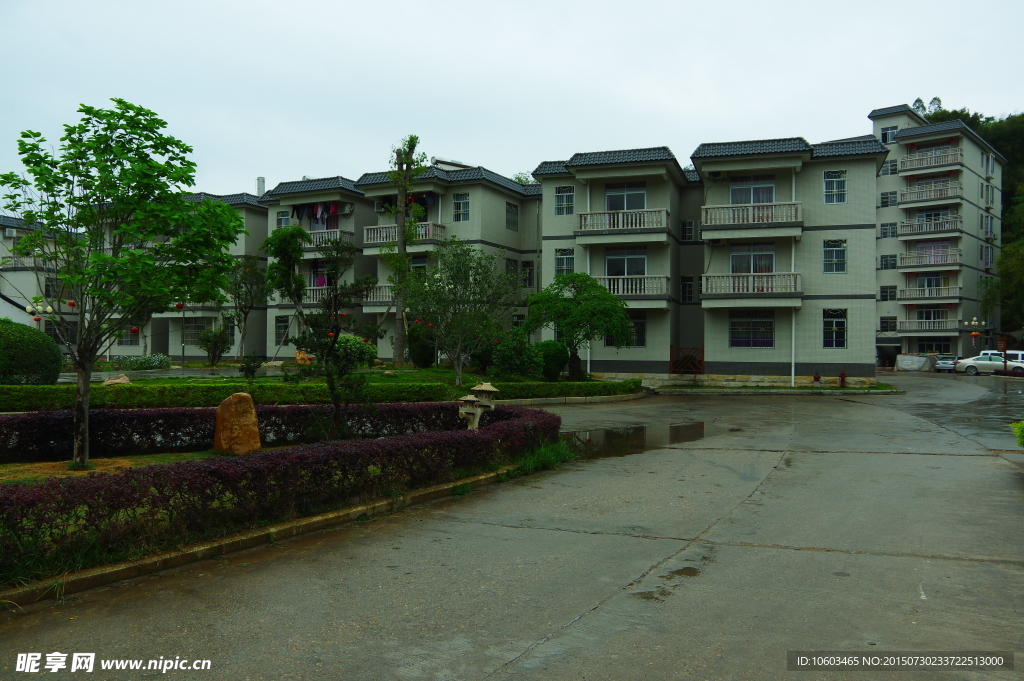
[1,0,1020,197]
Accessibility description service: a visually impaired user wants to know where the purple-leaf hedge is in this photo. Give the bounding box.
[0,405,560,588]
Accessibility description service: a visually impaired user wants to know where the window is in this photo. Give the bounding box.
[554,248,574,276]
[520,261,534,287]
[880,222,898,238]
[880,160,897,176]
[880,191,897,207]
[605,182,646,211]
[117,324,140,346]
[682,220,696,241]
[605,247,646,276]
[506,202,519,232]
[730,242,775,274]
[879,254,897,270]
[555,186,575,216]
[880,285,896,301]
[915,306,948,321]
[681,276,694,303]
[880,316,897,332]
[276,211,290,228]
[982,215,995,239]
[411,255,428,271]
[606,311,646,348]
[729,175,775,205]
[44,276,60,298]
[823,170,847,204]
[275,315,290,346]
[45,320,78,345]
[981,245,994,268]
[823,309,847,348]
[452,193,470,222]
[918,338,951,354]
[512,314,525,328]
[506,258,518,277]
[823,239,847,273]
[881,126,898,144]
[183,317,213,346]
[729,310,774,348]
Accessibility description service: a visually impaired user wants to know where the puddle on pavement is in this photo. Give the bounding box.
[562,423,706,459]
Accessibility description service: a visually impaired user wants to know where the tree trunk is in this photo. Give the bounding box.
[73,362,92,468]
[567,350,582,381]
[452,341,463,387]
[238,312,248,358]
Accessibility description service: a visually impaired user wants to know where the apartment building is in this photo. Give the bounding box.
[869,104,1005,362]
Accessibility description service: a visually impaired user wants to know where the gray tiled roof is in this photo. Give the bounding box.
[566,146,677,167]
[187,192,267,210]
[520,183,542,196]
[0,215,25,229]
[812,136,889,158]
[532,160,569,176]
[868,104,915,118]
[264,175,364,198]
[355,165,539,198]
[692,138,813,159]
[683,169,700,183]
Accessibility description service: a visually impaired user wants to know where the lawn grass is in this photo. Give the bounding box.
[0,449,225,485]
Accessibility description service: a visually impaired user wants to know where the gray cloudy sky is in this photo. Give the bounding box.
[1,0,1020,196]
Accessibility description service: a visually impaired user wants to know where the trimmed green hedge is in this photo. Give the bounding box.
[0,379,642,411]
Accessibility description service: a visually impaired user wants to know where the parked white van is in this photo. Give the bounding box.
[980,350,1024,362]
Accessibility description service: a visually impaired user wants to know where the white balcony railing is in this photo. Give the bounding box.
[303,286,329,304]
[364,223,445,244]
[308,230,354,247]
[897,249,963,267]
[899,148,964,172]
[577,209,668,231]
[702,202,802,226]
[898,319,961,331]
[364,285,394,303]
[898,286,962,300]
[898,217,963,237]
[899,182,963,203]
[594,275,670,296]
[701,272,802,295]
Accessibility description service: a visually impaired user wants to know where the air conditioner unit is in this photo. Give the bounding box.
[707,171,724,180]
[374,201,387,213]
[340,203,355,216]
[2,229,16,238]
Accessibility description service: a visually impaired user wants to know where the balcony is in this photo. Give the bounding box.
[700,202,802,240]
[897,216,963,239]
[364,223,445,245]
[897,319,961,333]
[897,249,963,269]
[899,148,964,173]
[303,287,330,304]
[898,181,963,205]
[308,230,354,248]
[364,285,394,303]
[897,286,962,301]
[593,275,671,309]
[574,209,670,245]
[700,272,803,308]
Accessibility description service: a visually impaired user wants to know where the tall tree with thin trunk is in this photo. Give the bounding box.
[383,135,428,366]
[224,254,269,356]
[262,225,310,358]
[0,99,243,467]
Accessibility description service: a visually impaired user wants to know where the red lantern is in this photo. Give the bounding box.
[67,301,75,307]
[327,332,335,338]
[340,313,347,317]
[970,331,981,339]
[493,340,499,344]
[33,316,41,322]
[175,303,184,310]
[362,338,369,343]
[130,327,139,333]
[428,324,433,327]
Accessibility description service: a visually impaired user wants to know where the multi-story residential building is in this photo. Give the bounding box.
[869,104,1005,362]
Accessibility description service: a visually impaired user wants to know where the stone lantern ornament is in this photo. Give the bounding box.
[457,382,499,429]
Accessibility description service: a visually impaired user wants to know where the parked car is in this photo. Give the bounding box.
[934,355,962,373]
[953,355,1024,376]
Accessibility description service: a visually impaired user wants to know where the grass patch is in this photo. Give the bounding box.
[509,440,578,477]
[451,483,473,496]
[0,449,225,484]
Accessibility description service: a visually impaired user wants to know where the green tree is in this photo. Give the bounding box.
[511,172,539,185]
[224,254,269,357]
[0,99,244,467]
[262,225,310,358]
[523,273,632,381]
[535,340,570,382]
[197,323,232,367]
[399,237,518,386]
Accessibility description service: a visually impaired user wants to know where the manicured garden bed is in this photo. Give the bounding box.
[0,403,560,588]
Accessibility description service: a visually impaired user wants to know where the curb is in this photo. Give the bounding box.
[655,389,904,396]
[493,392,645,406]
[0,465,515,609]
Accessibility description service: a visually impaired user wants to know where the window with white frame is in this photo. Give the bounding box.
[682,220,696,241]
[605,182,646,211]
[506,202,519,231]
[183,317,214,346]
[681,276,694,303]
[881,126,898,144]
[981,245,994,268]
[555,186,575,215]
[452,193,470,222]
[823,239,847,273]
[879,285,896,301]
[824,170,848,204]
[606,311,646,348]
[117,324,140,346]
[729,175,775,205]
[730,242,776,274]
[276,211,291,228]
[605,247,646,277]
[823,309,848,349]
[880,316,897,332]
[729,309,774,348]
[982,215,994,238]
[880,191,897,207]
[879,254,896,270]
[45,320,78,345]
[275,315,290,346]
[411,255,428,271]
[554,248,574,275]
[880,222,898,238]
[880,160,897,176]
[520,261,534,287]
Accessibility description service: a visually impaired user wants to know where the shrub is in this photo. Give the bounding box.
[492,328,542,377]
[490,379,641,400]
[114,353,173,371]
[197,326,232,367]
[1011,421,1024,447]
[0,405,560,587]
[238,352,263,388]
[0,319,63,385]
[407,323,435,369]
[535,340,569,382]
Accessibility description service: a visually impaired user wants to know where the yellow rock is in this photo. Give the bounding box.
[213,393,261,455]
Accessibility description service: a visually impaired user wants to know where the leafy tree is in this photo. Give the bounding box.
[512,172,539,185]
[0,99,244,467]
[399,237,518,386]
[237,351,263,389]
[224,254,269,356]
[493,327,542,377]
[262,225,310,358]
[535,340,570,382]
[407,321,435,368]
[523,273,632,381]
[382,135,429,367]
[197,324,232,367]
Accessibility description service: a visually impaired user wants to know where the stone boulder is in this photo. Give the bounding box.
[102,373,131,386]
[213,392,261,455]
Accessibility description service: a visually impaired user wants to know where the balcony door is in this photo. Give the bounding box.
[915,240,950,264]
[605,183,646,211]
[605,247,647,276]
[729,243,775,293]
[730,175,775,205]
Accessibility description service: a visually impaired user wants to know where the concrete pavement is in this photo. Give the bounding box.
[1,371,1021,680]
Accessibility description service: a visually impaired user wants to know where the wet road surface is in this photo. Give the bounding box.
[1,371,1022,680]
